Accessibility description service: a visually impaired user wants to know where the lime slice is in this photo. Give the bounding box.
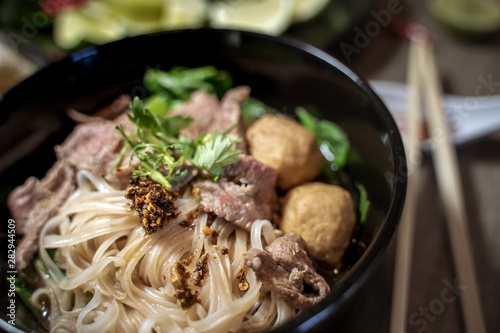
[160,0,208,29]
[429,0,500,39]
[209,0,295,35]
[53,2,126,49]
[103,0,166,35]
[292,0,331,23]
[104,0,163,22]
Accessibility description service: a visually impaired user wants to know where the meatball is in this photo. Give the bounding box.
[280,182,356,266]
[246,114,322,190]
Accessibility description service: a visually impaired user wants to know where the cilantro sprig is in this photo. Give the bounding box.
[117,97,241,190]
[191,132,242,180]
[144,66,232,112]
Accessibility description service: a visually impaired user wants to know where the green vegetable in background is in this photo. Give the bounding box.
[356,182,370,224]
[144,66,232,109]
[296,107,371,224]
[240,97,274,128]
[14,277,40,319]
[296,106,350,171]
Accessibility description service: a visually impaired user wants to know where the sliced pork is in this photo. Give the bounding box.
[244,231,330,310]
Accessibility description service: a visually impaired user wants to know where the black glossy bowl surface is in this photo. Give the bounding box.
[0,29,406,333]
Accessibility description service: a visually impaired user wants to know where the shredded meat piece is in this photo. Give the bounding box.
[193,154,278,230]
[244,231,330,309]
[7,161,75,270]
[125,178,179,234]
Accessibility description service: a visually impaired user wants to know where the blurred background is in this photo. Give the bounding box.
[0,0,499,332]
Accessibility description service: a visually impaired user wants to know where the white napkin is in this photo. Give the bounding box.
[370,80,500,147]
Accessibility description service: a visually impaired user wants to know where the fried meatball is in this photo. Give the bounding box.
[246,114,322,190]
[280,182,356,266]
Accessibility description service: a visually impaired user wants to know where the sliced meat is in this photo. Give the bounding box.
[208,86,249,152]
[7,161,75,270]
[7,177,43,235]
[170,90,220,139]
[170,86,250,152]
[93,94,132,119]
[55,113,138,189]
[67,95,132,124]
[244,231,330,310]
[193,154,278,230]
[9,111,136,270]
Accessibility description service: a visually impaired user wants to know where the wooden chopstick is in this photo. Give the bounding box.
[416,40,486,333]
[389,39,424,333]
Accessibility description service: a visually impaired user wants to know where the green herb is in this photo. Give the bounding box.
[118,95,241,189]
[128,97,193,142]
[14,277,41,319]
[296,107,371,224]
[296,107,350,170]
[355,182,371,224]
[191,132,242,180]
[144,66,232,106]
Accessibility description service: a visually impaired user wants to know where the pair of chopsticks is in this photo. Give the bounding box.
[389,25,486,333]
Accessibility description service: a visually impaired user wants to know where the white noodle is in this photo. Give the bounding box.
[34,171,296,332]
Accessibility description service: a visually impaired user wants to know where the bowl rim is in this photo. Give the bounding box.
[0,28,407,332]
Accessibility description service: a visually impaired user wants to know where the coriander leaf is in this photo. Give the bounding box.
[145,93,171,115]
[144,66,232,101]
[355,182,371,224]
[192,132,241,178]
[116,67,241,190]
[127,97,193,142]
[128,97,160,135]
[133,160,172,189]
[159,114,194,139]
[171,168,189,183]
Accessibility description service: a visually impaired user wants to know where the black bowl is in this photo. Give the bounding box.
[0,29,406,332]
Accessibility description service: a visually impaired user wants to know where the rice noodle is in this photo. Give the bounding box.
[33,171,296,332]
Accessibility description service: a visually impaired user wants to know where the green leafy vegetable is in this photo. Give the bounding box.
[241,97,274,128]
[296,106,371,224]
[128,97,193,143]
[118,94,241,189]
[355,182,371,224]
[14,277,41,319]
[144,66,232,106]
[191,132,242,180]
[296,106,350,170]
